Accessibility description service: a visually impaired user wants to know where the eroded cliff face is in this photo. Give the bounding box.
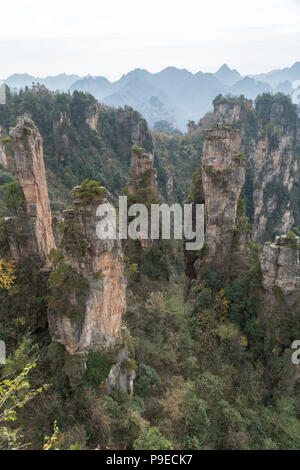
[52,111,71,132]
[252,104,299,242]
[199,124,245,267]
[102,106,154,164]
[0,127,7,168]
[261,235,299,293]
[5,116,55,265]
[214,102,242,124]
[127,146,161,249]
[260,234,300,334]
[48,189,126,356]
[85,103,99,131]
[128,146,160,199]
[207,97,300,244]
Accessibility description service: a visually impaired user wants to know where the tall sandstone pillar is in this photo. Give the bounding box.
[200,124,245,267]
[5,116,55,265]
[48,188,126,355]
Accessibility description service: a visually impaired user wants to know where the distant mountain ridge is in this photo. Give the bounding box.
[5,73,81,91]
[4,63,300,131]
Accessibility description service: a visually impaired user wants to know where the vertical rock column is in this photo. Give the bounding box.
[85,103,100,131]
[200,124,245,266]
[127,146,161,249]
[48,189,126,356]
[127,146,160,199]
[5,116,55,265]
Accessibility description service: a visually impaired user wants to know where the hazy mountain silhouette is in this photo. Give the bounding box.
[5,73,81,91]
[4,63,300,131]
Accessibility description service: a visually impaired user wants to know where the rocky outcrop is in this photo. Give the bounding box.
[252,113,299,242]
[128,146,160,199]
[205,96,300,243]
[214,102,242,124]
[48,188,126,356]
[260,234,300,330]
[53,112,71,132]
[127,146,161,249]
[166,172,174,197]
[0,128,7,167]
[5,116,55,265]
[261,234,300,294]
[85,103,99,131]
[107,344,135,394]
[103,106,154,163]
[198,124,245,267]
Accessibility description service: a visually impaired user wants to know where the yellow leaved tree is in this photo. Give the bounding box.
[0,259,16,290]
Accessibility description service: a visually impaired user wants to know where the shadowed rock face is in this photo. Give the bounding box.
[128,147,159,198]
[252,127,298,243]
[48,190,126,356]
[103,106,154,164]
[200,124,245,266]
[214,103,242,124]
[85,103,99,131]
[127,146,161,249]
[261,235,299,293]
[260,234,300,331]
[5,116,55,265]
[107,344,135,394]
[201,99,300,243]
[0,127,7,167]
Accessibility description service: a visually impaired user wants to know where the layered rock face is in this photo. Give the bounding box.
[200,125,245,265]
[207,96,300,243]
[107,344,135,394]
[127,146,161,249]
[85,103,99,131]
[128,146,160,199]
[260,234,300,329]
[48,190,126,356]
[0,127,7,167]
[52,111,71,132]
[252,104,299,242]
[214,102,242,124]
[5,116,55,265]
[103,106,154,164]
[261,235,299,293]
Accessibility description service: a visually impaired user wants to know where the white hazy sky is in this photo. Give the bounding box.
[1,0,300,80]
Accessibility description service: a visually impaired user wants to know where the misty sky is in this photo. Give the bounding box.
[1,0,300,80]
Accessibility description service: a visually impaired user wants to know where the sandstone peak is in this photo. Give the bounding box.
[6,115,55,265]
[128,146,160,201]
[48,186,126,356]
[198,123,245,267]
